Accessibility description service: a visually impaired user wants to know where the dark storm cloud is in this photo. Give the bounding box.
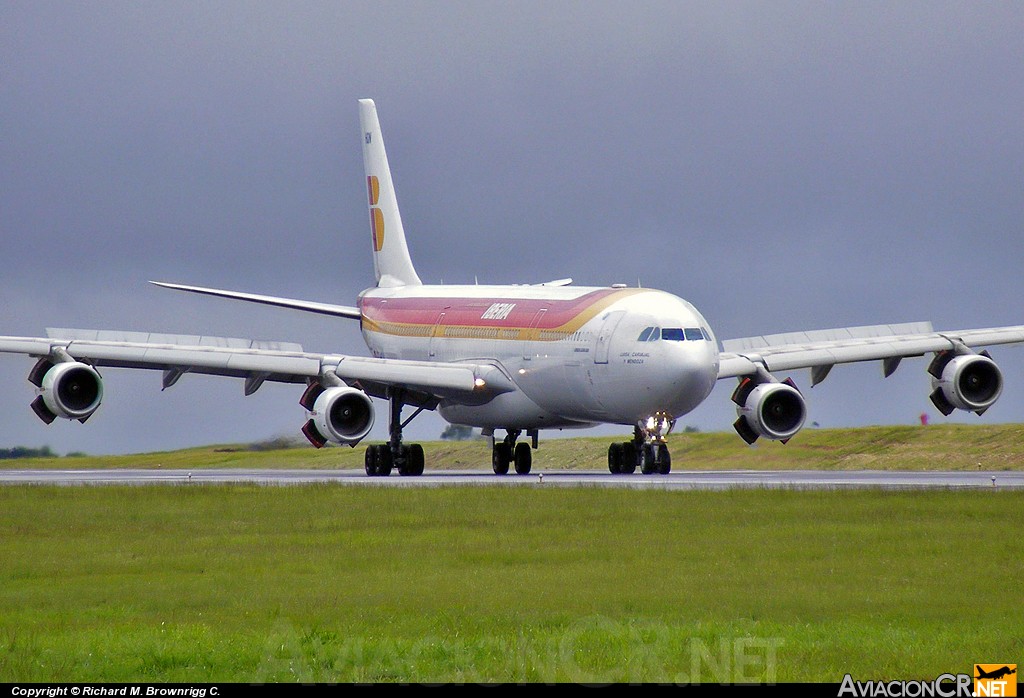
[1,2,1022,453]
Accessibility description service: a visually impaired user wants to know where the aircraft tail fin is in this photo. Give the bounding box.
[358,99,422,288]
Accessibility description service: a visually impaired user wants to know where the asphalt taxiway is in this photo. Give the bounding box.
[1,469,1022,489]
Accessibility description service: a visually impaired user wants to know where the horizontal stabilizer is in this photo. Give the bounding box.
[150,281,361,320]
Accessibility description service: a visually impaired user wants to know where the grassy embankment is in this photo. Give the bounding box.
[4,422,1024,471]
[0,486,1021,682]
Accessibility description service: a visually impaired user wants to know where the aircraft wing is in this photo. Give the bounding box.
[717,322,1024,383]
[0,329,514,403]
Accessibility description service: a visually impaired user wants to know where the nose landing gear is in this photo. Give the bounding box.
[608,420,673,475]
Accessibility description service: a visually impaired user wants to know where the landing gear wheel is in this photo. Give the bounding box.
[620,442,637,474]
[364,444,379,477]
[397,445,410,476]
[405,443,425,476]
[657,444,671,475]
[395,444,424,476]
[492,442,511,475]
[514,442,532,475]
[377,446,393,477]
[640,444,658,474]
[608,443,622,474]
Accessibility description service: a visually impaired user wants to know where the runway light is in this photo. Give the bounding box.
[518,369,526,375]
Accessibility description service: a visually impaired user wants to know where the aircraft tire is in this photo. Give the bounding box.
[407,443,425,476]
[397,445,410,476]
[514,442,532,475]
[492,442,511,475]
[608,443,622,474]
[657,444,671,475]
[640,444,658,474]
[620,442,637,474]
[364,445,379,476]
[377,446,393,477]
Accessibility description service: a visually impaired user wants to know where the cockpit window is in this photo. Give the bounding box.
[649,327,660,341]
[637,327,653,342]
[701,327,711,341]
[660,327,710,341]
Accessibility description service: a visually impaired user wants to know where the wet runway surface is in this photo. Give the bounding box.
[2,468,1022,489]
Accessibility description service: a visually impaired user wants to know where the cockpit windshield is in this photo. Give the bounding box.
[658,327,710,342]
[638,326,711,342]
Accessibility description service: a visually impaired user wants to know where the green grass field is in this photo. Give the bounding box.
[5,422,1024,471]
[1,485,1020,682]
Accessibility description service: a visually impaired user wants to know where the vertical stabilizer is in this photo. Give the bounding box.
[359,99,422,287]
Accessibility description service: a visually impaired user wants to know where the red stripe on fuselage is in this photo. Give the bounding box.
[359,288,631,331]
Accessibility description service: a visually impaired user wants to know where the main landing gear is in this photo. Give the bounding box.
[491,429,537,475]
[608,424,672,475]
[365,388,427,477]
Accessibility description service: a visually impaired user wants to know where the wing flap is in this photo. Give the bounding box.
[333,356,477,393]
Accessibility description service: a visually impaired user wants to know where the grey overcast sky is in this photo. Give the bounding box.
[2,1,1022,455]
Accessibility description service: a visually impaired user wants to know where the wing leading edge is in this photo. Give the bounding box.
[718,322,1024,381]
[0,330,514,403]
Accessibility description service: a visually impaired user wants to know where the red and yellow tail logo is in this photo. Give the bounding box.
[367,176,384,251]
[975,664,1017,697]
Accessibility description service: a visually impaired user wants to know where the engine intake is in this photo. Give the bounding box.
[929,352,1003,416]
[732,378,807,444]
[302,386,374,447]
[30,361,104,423]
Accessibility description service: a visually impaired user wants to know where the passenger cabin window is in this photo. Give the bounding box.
[685,328,705,341]
[661,328,685,341]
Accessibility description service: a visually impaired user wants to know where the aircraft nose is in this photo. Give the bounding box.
[656,337,718,413]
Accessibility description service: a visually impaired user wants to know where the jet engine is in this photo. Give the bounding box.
[29,360,104,423]
[732,377,806,444]
[300,384,375,447]
[928,351,1003,416]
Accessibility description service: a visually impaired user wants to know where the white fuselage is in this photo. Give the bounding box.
[358,284,720,430]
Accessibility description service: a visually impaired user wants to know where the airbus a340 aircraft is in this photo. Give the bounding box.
[2,100,1022,476]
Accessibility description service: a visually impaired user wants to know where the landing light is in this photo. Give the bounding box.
[474,378,486,388]
[644,413,675,439]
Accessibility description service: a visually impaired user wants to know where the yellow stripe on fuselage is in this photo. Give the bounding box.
[362,288,646,341]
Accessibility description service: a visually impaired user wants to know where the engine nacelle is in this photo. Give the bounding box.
[733,380,807,444]
[930,353,1003,416]
[33,361,104,423]
[305,386,375,447]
